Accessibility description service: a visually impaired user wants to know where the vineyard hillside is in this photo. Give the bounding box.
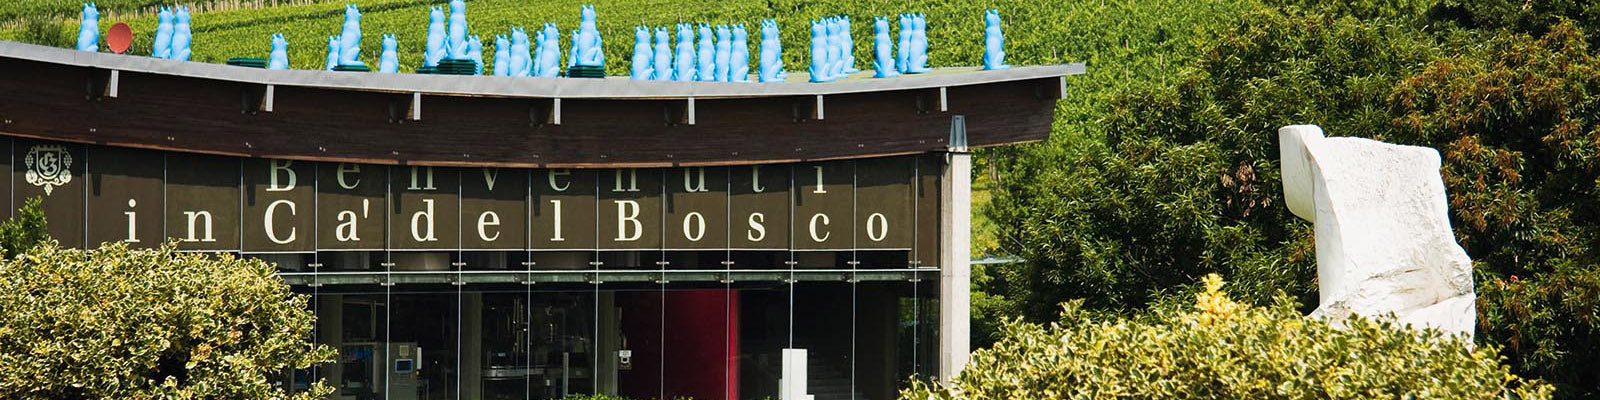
[0,0,1254,79]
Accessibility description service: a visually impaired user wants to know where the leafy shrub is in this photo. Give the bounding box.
[0,197,49,259]
[0,241,334,399]
[904,274,1553,400]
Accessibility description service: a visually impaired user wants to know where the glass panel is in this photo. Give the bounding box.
[857,281,906,400]
[318,250,387,271]
[614,285,665,399]
[663,282,735,400]
[391,285,460,400]
[318,291,388,400]
[478,288,531,400]
[528,288,596,399]
[793,281,856,400]
[737,283,791,399]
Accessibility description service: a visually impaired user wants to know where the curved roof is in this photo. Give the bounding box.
[0,41,1084,167]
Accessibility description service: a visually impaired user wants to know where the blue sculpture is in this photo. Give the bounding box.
[714,25,731,82]
[651,27,671,81]
[337,5,364,66]
[269,33,290,70]
[896,14,911,74]
[630,26,652,80]
[76,3,98,52]
[512,28,533,77]
[695,24,715,81]
[153,7,173,59]
[379,34,399,73]
[907,14,930,73]
[808,19,830,82]
[171,6,192,61]
[730,24,750,82]
[758,19,785,83]
[534,26,550,77]
[672,24,695,81]
[425,7,448,67]
[537,24,561,77]
[840,16,858,74]
[568,29,580,70]
[468,35,484,74]
[325,36,339,70]
[447,0,468,59]
[872,17,897,78]
[493,34,510,76]
[575,5,604,67]
[827,17,847,78]
[77,3,99,52]
[983,9,1009,70]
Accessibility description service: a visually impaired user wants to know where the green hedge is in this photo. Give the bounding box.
[0,240,333,399]
[904,275,1552,400]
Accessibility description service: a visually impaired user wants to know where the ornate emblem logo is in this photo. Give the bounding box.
[24,145,72,195]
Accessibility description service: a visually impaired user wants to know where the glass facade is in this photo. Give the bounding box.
[281,252,938,400]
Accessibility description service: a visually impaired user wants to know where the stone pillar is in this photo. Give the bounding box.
[938,151,971,384]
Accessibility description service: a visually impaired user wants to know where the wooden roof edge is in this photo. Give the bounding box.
[0,41,1085,101]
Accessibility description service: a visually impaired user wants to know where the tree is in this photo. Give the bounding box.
[0,241,334,399]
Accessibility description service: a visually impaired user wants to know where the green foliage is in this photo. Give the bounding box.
[0,197,49,259]
[986,3,1600,397]
[0,241,334,399]
[987,7,1439,320]
[904,275,1554,400]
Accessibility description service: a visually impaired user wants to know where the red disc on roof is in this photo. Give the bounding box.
[107,22,132,54]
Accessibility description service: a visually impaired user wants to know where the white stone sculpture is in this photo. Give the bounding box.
[1278,124,1475,339]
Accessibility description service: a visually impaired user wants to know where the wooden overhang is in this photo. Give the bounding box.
[0,41,1084,168]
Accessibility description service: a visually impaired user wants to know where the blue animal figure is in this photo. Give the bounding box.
[651,27,671,81]
[630,26,652,80]
[730,24,750,82]
[467,35,484,74]
[672,24,696,81]
[269,33,290,70]
[447,0,468,59]
[907,14,930,73]
[493,34,510,76]
[379,34,399,73]
[714,25,732,82]
[696,24,715,81]
[338,5,364,66]
[153,7,173,59]
[896,14,911,74]
[532,28,545,77]
[840,16,858,74]
[758,19,784,83]
[576,5,604,67]
[425,7,448,67]
[808,19,830,82]
[325,36,339,70]
[827,17,848,78]
[77,3,99,52]
[538,24,561,77]
[872,17,897,78]
[171,6,192,61]
[568,29,580,71]
[983,10,1009,70]
[512,28,533,76]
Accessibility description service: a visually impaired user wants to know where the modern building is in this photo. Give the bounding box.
[0,41,1080,400]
